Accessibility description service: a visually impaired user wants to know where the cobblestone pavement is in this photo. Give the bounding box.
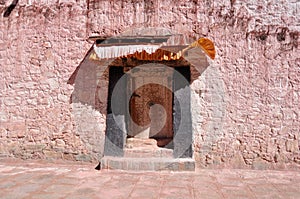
[0,158,300,199]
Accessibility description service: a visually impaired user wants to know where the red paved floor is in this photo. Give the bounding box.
[0,158,299,199]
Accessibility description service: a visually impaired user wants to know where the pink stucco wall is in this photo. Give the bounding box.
[0,0,299,169]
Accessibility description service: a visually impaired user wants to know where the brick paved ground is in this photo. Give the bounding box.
[0,158,299,199]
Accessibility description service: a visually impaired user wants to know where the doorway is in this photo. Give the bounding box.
[104,64,192,158]
[127,66,174,147]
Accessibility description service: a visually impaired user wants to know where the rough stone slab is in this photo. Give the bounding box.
[100,156,195,171]
[124,148,173,158]
[125,138,158,148]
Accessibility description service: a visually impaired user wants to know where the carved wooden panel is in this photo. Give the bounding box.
[128,66,173,144]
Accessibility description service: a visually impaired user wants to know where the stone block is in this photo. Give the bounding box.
[125,138,158,148]
[294,157,300,164]
[286,139,299,152]
[44,150,63,159]
[124,148,173,158]
[8,144,24,157]
[0,143,9,155]
[0,111,8,122]
[58,94,69,103]
[139,160,154,171]
[17,131,26,138]
[184,160,196,171]
[55,139,66,147]
[126,159,141,171]
[47,78,59,90]
[252,158,270,170]
[267,139,277,154]
[108,158,123,169]
[43,41,52,48]
[24,144,46,153]
[164,162,179,171]
[75,154,92,162]
[0,128,7,138]
[5,122,26,138]
[275,152,293,163]
[100,156,195,171]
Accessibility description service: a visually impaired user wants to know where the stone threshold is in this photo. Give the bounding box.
[100,156,195,171]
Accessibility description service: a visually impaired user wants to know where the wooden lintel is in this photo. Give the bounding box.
[109,57,190,68]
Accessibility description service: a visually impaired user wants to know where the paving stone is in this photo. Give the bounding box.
[0,158,300,199]
[29,193,62,199]
[220,185,254,199]
[136,175,164,187]
[249,184,284,199]
[160,186,193,198]
[193,181,220,193]
[216,176,245,187]
[29,174,55,184]
[273,184,300,193]
[129,185,160,199]
[164,175,194,188]
[43,184,73,194]
[0,181,16,189]
[53,176,81,185]
[2,191,31,199]
[193,189,224,199]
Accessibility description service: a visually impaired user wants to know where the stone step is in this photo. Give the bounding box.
[125,138,158,148]
[100,156,195,171]
[124,148,173,158]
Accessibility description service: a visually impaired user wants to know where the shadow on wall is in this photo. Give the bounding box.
[67,47,112,160]
[68,47,111,112]
[67,46,210,114]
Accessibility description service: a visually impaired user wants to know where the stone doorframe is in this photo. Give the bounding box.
[104,60,193,159]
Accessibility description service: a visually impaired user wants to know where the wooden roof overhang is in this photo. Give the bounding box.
[68,34,211,84]
[89,35,192,61]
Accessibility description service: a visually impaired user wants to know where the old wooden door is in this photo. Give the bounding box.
[128,66,173,147]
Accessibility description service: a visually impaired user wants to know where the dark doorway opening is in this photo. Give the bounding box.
[104,65,192,158]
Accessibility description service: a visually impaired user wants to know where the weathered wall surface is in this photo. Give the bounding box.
[0,0,299,169]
